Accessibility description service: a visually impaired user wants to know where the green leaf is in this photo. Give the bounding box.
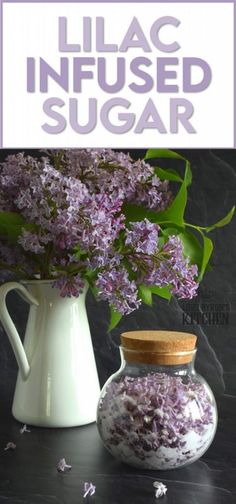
[156,182,187,226]
[199,235,213,281]
[73,244,88,260]
[0,212,25,226]
[123,157,192,228]
[179,231,202,269]
[138,284,153,306]
[108,306,123,331]
[145,149,186,161]
[154,167,183,183]
[161,227,181,237]
[122,203,171,224]
[205,206,235,233]
[157,236,165,249]
[0,212,29,242]
[123,185,187,226]
[150,285,172,300]
[87,283,99,299]
[154,162,192,226]
[0,212,25,224]
[185,161,192,187]
[5,225,25,240]
[123,203,148,222]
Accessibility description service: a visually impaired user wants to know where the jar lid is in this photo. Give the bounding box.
[121,331,197,365]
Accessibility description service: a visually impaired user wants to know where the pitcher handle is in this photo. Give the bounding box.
[0,282,39,380]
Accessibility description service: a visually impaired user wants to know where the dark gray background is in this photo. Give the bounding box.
[0,149,235,399]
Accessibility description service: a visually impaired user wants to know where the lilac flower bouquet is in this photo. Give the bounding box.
[0,149,234,329]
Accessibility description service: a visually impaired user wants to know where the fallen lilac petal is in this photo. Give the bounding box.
[83,482,96,498]
[4,442,16,451]
[20,424,31,434]
[57,458,72,473]
[153,481,167,498]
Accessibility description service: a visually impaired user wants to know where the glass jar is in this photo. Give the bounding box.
[97,331,217,470]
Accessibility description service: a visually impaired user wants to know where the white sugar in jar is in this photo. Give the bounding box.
[96,331,217,470]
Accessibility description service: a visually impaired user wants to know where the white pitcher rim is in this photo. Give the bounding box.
[20,279,89,291]
[20,279,55,285]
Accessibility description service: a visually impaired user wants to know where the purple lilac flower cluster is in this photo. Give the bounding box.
[142,235,199,299]
[97,373,216,469]
[0,149,198,312]
[96,268,141,315]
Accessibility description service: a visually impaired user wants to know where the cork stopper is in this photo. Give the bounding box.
[121,331,197,365]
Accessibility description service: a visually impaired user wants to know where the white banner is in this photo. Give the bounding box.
[1,1,234,147]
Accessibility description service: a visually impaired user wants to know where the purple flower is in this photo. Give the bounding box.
[153,481,168,498]
[98,372,215,468]
[0,242,25,267]
[4,442,16,451]
[20,424,30,434]
[57,458,72,473]
[64,149,171,211]
[83,482,96,498]
[0,149,199,313]
[125,219,159,255]
[53,275,85,298]
[143,236,198,299]
[18,230,45,254]
[96,268,141,315]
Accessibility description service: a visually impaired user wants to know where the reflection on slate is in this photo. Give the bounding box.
[0,149,235,503]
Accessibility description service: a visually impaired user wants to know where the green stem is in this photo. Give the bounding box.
[185,222,205,236]
[40,244,55,279]
[0,261,31,277]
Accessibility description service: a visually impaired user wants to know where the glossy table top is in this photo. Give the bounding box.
[0,394,235,504]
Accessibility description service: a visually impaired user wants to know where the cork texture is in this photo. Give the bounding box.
[121,331,197,365]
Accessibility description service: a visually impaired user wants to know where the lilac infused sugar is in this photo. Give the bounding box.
[98,373,217,469]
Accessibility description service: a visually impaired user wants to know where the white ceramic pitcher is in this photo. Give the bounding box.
[0,280,100,427]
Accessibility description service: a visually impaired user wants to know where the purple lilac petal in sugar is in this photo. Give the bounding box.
[97,372,216,469]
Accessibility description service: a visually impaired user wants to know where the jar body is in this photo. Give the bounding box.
[97,352,217,470]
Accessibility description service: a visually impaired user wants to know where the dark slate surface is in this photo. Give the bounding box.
[0,394,235,504]
[0,149,235,503]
